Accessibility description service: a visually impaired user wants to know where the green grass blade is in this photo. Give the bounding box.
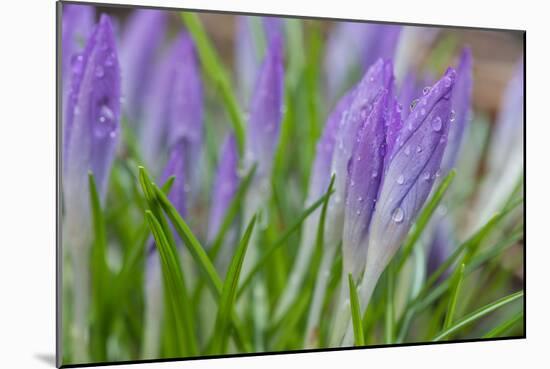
[348,273,365,346]
[88,172,109,361]
[443,263,466,329]
[396,170,456,273]
[483,310,524,338]
[212,215,257,353]
[209,164,257,261]
[432,291,524,341]
[181,12,245,155]
[237,185,335,298]
[144,210,198,356]
[153,184,222,293]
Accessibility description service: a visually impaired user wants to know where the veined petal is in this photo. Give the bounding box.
[342,91,389,278]
[208,135,240,241]
[441,48,473,175]
[62,4,95,82]
[120,9,167,123]
[244,34,284,178]
[64,14,121,202]
[366,68,456,285]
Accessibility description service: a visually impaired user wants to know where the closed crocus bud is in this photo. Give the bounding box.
[168,33,204,200]
[275,90,354,321]
[305,60,394,346]
[140,32,203,194]
[208,135,240,242]
[63,14,121,361]
[244,35,284,179]
[339,68,456,346]
[440,48,473,175]
[62,4,95,83]
[119,9,167,123]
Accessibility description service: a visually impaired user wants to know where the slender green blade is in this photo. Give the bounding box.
[384,263,395,344]
[212,215,257,353]
[396,170,456,272]
[432,291,524,341]
[443,263,466,329]
[181,12,245,155]
[145,210,198,355]
[483,310,524,338]
[153,184,222,293]
[348,273,365,346]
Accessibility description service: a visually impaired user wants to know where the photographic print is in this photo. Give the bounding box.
[58,1,525,366]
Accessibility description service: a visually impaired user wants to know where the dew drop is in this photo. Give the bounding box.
[423,86,431,95]
[449,109,456,122]
[356,210,361,215]
[109,131,117,138]
[420,108,426,116]
[397,174,405,185]
[95,65,104,78]
[404,146,411,156]
[100,105,114,122]
[358,196,363,202]
[431,116,442,132]
[410,99,419,112]
[371,170,378,178]
[444,77,452,87]
[392,207,404,223]
[422,172,431,181]
[396,103,403,113]
[416,145,422,153]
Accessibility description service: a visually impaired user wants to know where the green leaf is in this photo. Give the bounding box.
[212,215,257,353]
[144,210,198,355]
[88,172,109,361]
[181,12,245,155]
[396,170,456,273]
[153,184,222,294]
[443,263,466,329]
[432,291,523,341]
[384,263,395,344]
[483,310,524,338]
[237,184,335,298]
[348,273,365,346]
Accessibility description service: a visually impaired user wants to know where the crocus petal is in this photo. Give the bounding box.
[342,91,389,278]
[235,16,259,105]
[262,16,284,43]
[441,48,473,175]
[120,9,167,123]
[168,33,204,198]
[64,14,121,202]
[62,4,95,82]
[208,135,240,241]
[326,59,394,249]
[244,35,284,178]
[427,216,454,277]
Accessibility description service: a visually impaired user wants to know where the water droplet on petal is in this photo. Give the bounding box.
[431,116,442,132]
[423,86,431,95]
[404,146,410,156]
[410,99,419,112]
[397,174,405,185]
[450,109,456,122]
[422,172,431,181]
[396,104,403,113]
[95,65,104,78]
[420,108,426,116]
[392,207,404,223]
[109,131,117,138]
[416,145,422,153]
[444,77,452,87]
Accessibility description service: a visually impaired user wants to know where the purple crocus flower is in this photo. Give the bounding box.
[62,4,95,83]
[275,90,354,320]
[62,14,120,361]
[207,135,240,242]
[64,14,121,204]
[119,9,167,123]
[440,48,473,175]
[335,68,456,346]
[140,32,204,195]
[244,35,284,179]
[235,16,284,105]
